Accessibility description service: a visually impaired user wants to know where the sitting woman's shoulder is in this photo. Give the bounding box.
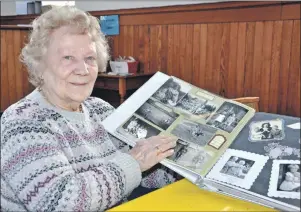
[84,97,115,121]
[1,97,41,124]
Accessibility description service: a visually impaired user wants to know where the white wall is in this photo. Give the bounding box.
[75,0,224,12]
[1,1,16,16]
[1,0,225,16]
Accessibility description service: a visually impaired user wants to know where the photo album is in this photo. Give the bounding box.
[102,72,300,211]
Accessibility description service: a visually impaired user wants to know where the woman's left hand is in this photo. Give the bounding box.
[129,135,177,172]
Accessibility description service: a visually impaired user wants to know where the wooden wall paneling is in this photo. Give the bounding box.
[179,25,187,82]
[199,24,208,89]
[133,26,139,62]
[211,23,223,95]
[227,23,238,98]
[167,25,174,76]
[251,22,264,111]
[142,25,150,73]
[286,20,300,117]
[205,24,214,92]
[149,25,159,72]
[235,22,247,98]
[14,30,23,101]
[260,21,274,113]
[160,25,168,73]
[1,31,9,111]
[127,26,134,57]
[7,30,17,107]
[112,35,119,59]
[243,22,256,97]
[219,23,230,98]
[184,24,193,83]
[192,24,201,86]
[118,26,125,57]
[268,21,283,114]
[173,25,180,77]
[278,21,293,115]
[21,31,30,97]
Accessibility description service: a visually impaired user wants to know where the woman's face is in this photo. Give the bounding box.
[42,26,98,104]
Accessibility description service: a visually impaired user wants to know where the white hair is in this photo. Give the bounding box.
[20,6,109,87]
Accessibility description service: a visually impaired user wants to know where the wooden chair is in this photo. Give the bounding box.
[232,97,260,112]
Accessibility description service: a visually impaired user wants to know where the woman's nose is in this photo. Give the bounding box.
[75,60,89,75]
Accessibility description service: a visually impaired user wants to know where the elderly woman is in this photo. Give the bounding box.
[0,6,177,211]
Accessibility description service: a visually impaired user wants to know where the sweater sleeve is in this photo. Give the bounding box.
[0,118,142,211]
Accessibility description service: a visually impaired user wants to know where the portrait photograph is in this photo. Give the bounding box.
[152,77,192,107]
[175,93,217,119]
[117,116,161,141]
[268,160,300,199]
[249,119,285,142]
[135,98,179,130]
[171,119,217,146]
[207,102,248,133]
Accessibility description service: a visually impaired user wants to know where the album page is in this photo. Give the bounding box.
[205,113,300,211]
[102,71,255,177]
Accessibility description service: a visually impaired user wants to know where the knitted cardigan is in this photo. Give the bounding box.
[1,89,145,211]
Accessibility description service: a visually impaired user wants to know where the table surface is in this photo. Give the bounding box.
[109,179,275,211]
[110,111,301,211]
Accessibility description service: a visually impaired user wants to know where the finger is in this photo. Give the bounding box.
[152,136,177,146]
[157,141,177,152]
[157,149,174,161]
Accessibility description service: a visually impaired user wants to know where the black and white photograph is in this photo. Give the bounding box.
[268,160,300,199]
[117,116,161,140]
[249,119,285,142]
[135,99,179,130]
[220,156,255,179]
[206,149,269,189]
[175,93,217,119]
[168,140,213,171]
[152,77,192,107]
[207,102,248,133]
[171,119,217,146]
[168,140,190,162]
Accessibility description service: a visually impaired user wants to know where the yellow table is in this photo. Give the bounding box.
[109,179,277,211]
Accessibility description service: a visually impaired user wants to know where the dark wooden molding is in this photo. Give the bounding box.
[0,25,32,30]
[1,1,299,26]
[281,2,301,20]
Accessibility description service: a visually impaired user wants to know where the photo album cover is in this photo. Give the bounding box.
[102,72,300,211]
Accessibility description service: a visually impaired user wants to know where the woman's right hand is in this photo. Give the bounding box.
[129,135,177,172]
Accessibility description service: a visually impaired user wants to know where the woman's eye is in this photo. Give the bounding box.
[86,56,96,61]
[64,56,73,60]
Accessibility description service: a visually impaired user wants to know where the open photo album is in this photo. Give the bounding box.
[102,72,300,211]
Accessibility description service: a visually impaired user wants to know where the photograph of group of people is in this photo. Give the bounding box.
[206,102,249,133]
[220,156,255,179]
[171,119,217,146]
[152,78,191,107]
[175,94,217,119]
[117,116,161,140]
[249,119,285,141]
[135,99,179,130]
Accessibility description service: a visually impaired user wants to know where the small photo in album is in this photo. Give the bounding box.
[117,115,161,140]
[249,119,285,142]
[268,160,300,199]
[206,149,269,189]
